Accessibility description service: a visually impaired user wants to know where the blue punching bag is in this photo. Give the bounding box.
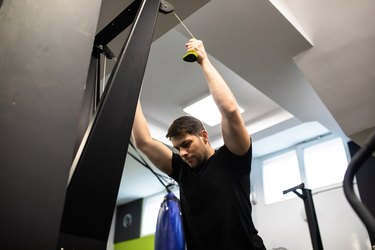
[155,192,185,250]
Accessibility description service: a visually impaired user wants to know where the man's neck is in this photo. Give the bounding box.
[206,145,215,159]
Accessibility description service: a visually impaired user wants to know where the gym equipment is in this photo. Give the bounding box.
[155,192,185,250]
[172,11,199,62]
[283,183,323,250]
[159,0,198,62]
[128,141,185,250]
[344,130,375,244]
[59,0,161,248]
[128,141,172,191]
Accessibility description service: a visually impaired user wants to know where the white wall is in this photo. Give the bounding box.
[251,180,371,250]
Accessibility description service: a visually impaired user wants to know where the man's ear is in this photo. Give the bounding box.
[199,130,209,143]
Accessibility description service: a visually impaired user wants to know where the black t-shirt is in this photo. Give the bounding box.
[170,144,266,250]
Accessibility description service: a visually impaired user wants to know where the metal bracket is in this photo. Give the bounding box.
[159,0,174,14]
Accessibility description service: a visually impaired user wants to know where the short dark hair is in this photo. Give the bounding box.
[166,116,205,139]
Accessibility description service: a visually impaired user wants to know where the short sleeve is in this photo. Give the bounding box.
[169,153,184,183]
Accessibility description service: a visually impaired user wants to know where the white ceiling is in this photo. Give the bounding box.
[96,0,375,204]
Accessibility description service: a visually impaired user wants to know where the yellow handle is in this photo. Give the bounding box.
[183,51,198,62]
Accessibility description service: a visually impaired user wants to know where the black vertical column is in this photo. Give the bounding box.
[0,0,101,249]
[59,0,161,249]
[302,188,324,250]
[347,140,375,245]
[283,184,323,250]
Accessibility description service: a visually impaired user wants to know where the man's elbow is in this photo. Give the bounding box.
[133,138,146,151]
[222,106,241,120]
[220,100,240,115]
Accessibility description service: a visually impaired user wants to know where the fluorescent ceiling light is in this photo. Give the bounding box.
[183,95,244,127]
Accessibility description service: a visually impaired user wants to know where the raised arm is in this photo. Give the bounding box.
[186,39,251,155]
[132,101,173,175]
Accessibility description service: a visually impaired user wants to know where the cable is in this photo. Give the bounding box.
[173,11,194,38]
[128,141,168,182]
[172,11,198,62]
[128,141,174,192]
[128,141,170,182]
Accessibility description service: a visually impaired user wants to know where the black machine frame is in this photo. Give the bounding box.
[59,0,165,248]
[283,183,324,250]
[344,130,375,245]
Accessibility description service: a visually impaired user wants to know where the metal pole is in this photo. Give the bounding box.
[302,188,324,250]
[344,130,375,241]
[284,184,324,250]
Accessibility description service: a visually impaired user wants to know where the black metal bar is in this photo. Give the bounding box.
[59,0,161,248]
[283,183,305,197]
[95,54,101,108]
[344,130,375,239]
[302,188,324,250]
[283,184,324,250]
[94,0,142,46]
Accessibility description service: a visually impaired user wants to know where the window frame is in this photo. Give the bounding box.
[258,134,350,205]
[261,149,302,204]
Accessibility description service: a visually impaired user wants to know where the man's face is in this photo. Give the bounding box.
[171,131,208,168]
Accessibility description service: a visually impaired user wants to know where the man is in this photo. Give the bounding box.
[132,39,266,250]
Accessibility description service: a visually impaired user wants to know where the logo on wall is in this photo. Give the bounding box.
[123,213,133,228]
[115,198,143,242]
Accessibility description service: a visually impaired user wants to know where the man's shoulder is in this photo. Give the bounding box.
[219,141,252,157]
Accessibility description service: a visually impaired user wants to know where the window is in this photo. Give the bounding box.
[262,150,302,204]
[261,136,349,204]
[303,137,348,189]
